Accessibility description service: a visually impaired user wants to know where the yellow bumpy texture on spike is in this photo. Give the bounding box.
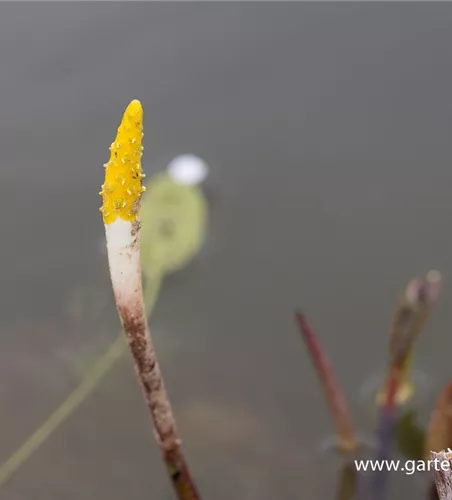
[100,99,146,224]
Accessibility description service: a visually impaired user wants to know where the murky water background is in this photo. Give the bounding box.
[1,3,452,499]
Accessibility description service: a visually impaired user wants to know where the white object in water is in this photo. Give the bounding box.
[167,154,209,186]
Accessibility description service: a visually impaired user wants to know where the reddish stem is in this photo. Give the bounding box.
[295,312,359,453]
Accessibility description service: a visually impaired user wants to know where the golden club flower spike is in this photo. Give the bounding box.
[100,99,145,224]
[101,100,201,500]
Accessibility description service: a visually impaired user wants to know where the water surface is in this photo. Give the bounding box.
[1,3,452,499]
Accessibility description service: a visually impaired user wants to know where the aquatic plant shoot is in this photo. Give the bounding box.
[377,270,442,407]
[295,312,360,454]
[101,100,201,500]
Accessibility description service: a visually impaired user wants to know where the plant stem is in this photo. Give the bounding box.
[431,450,452,500]
[379,270,441,406]
[119,297,200,499]
[295,312,359,453]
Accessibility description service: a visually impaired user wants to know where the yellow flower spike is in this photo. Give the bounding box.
[100,99,146,224]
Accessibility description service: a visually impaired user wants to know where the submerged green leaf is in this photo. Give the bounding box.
[140,172,208,277]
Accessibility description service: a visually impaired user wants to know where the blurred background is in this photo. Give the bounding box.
[0,3,452,499]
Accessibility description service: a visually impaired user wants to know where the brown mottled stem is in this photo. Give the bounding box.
[295,312,359,453]
[118,299,200,500]
[431,450,452,500]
